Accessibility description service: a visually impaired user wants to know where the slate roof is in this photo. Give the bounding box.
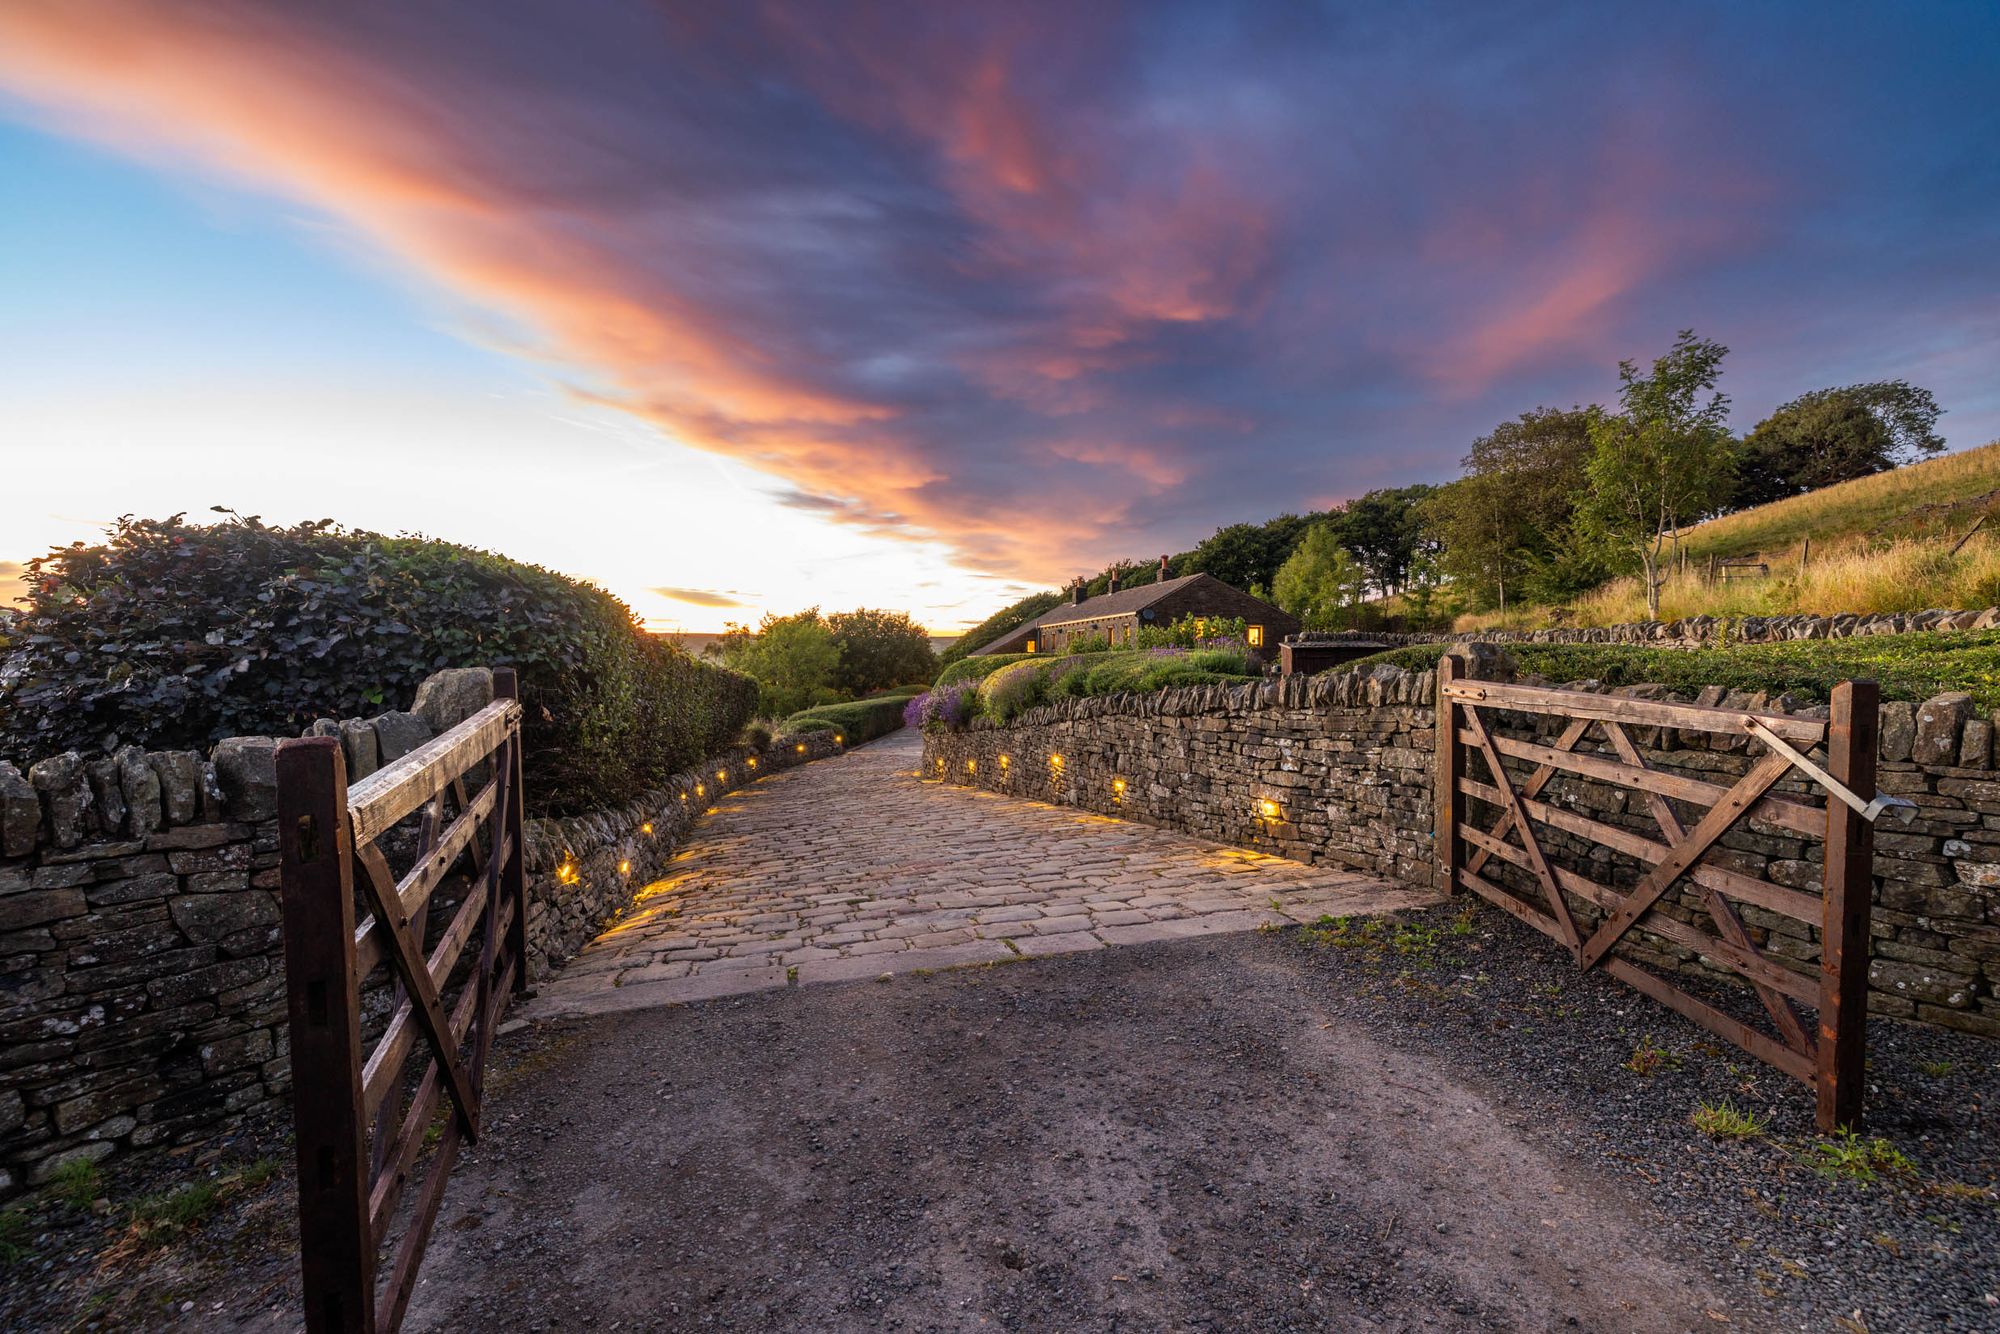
[972,574,1209,655]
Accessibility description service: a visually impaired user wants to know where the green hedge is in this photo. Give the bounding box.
[1348,631,2000,710]
[780,695,909,744]
[934,653,1034,689]
[0,515,757,816]
[972,648,1255,723]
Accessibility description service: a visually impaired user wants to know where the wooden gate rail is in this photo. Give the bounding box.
[1434,655,1880,1131]
[277,668,528,1332]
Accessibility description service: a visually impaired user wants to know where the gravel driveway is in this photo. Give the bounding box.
[404,932,1732,1332]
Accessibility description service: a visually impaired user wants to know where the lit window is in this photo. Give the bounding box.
[1026,639,1037,653]
[1247,625,1264,647]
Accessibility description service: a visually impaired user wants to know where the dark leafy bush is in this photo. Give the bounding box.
[0,515,757,815]
[779,695,909,745]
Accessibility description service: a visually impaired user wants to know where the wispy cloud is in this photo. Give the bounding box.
[651,586,751,609]
[0,2,1993,584]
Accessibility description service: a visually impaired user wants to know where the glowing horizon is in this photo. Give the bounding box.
[2,2,1996,632]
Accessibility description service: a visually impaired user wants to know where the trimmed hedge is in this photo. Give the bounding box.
[1347,631,2000,710]
[934,653,1033,690]
[780,695,909,745]
[0,515,757,816]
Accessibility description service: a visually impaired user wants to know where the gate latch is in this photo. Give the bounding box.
[1740,717,1917,824]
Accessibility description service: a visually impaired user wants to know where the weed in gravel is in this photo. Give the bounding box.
[1691,1099,1769,1141]
[1298,916,1443,959]
[1922,1179,1997,1202]
[49,1158,101,1210]
[0,1208,30,1265]
[240,1159,278,1189]
[1917,1059,1955,1077]
[1623,1035,1680,1077]
[1797,1129,1917,1185]
[129,1181,221,1241]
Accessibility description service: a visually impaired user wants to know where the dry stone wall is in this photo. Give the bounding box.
[922,661,2000,1041]
[0,670,853,1195]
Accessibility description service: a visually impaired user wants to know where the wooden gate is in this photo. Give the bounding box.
[1434,655,1889,1131]
[276,668,528,1332]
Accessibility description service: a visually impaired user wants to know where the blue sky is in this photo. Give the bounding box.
[2,1,1997,629]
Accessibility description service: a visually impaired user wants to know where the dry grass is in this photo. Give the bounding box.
[1678,439,2000,562]
[1456,534,2000,631]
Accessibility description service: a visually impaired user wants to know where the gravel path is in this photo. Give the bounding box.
[408,932,1736,1332]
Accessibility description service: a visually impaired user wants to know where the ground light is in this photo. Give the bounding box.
[641,822,653,834]
[999,755,1010,770]
[747,757,757,769]
[1259,798,1281,821]
[618,860,631,876]
[556,861,580,885]
[966,759,976,773]
[1112,778,1127,800]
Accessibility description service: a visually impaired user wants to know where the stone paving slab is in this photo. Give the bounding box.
[526,728,1440,1020]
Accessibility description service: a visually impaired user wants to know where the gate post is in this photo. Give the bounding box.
[494,667,530,994]
[1817,679,1879,1132]
[275,737,375,1333]
[1435,654,1462,895]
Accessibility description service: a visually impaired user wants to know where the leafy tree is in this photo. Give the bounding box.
[1271,524,1368,629]
[1579,331,1738,618]
[1331,484,1438,596]
[712,608,841,716]
[1422,406,1598,614]
[1183,513,1316,591]
[826,608,936,695]
[1733,381,1946,508]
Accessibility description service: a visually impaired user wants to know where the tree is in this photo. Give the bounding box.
[1332,484,1438,596]
[1183,513,1316,591]
[1579,331,1738,618]
[826,608,937,695]
[939,590,1063,664]
[1421,406,1598,613]
[1733,380,1946,508]
[711,608,841,716]
[1271,524,1368,629]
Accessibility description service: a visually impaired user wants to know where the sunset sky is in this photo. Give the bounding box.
[3,2,1997,632]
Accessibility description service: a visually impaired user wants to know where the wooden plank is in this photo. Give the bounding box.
[359,838,510,1124]
[1441,679,1826,743]
[1602,722,1812,1054]
[353,846,482,1144]
[1456,866,1569,945]
[352,777,499,977]
[1602,957,1816,1084]
[1462,705,1582,953]
[1575,751,1795,970]
[1460,827,1816,1005]
[495,670,531,997]
[1818,680,1879,1132]
[1464,728,1824,838]
[366,903,511,1246]
[347,699,519,845]
[274,738,376,1334]
[1458,776,1822,924]
[1435,656,1462,894]
[1465,716,1591,877]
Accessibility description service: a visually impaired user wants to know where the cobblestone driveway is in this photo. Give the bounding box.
[527,728,1438,1018]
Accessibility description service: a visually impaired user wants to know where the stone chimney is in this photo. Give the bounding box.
[1072,578,1087,605]
[1108,569,1122,594]
[1157,554,1172,582]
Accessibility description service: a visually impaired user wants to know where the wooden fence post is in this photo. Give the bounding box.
[1435,654,1462,895]
[494,668,531,994]
[1817,679,1879,1132]
[276,737,375,1333]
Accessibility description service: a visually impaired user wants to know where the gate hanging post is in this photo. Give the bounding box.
[1435,654,1462,894]
[275,737,376,1334]
[1817,679,1879,1133]
[494,667,531,995]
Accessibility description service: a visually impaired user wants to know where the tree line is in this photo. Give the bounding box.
[1045,332,1945,635]
[704,607,937,716]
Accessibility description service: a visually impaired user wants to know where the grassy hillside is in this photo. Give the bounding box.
[1677,439,2000,563]
[1459,442,2000,631]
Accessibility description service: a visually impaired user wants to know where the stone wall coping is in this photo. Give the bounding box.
[1286,606,2000,650]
